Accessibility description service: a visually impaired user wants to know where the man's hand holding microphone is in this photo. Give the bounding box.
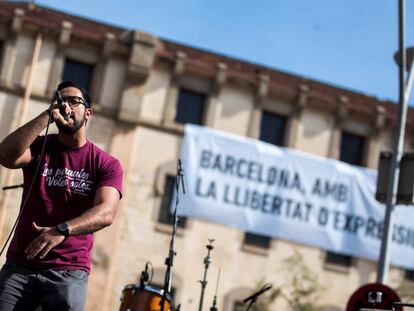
[49,90,71,124]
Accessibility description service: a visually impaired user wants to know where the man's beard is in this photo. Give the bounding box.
[57,114,86,134]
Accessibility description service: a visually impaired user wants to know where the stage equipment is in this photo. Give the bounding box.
[393,302,414,309]
[160,159,186,311]
[53,90,70,120]
[2,184,23,190]
[119,284,171,311]
[198,239,215,311]
[345,283,401,311]
[119,262,171,311]
[242,283,272,311]
[209,268,221,311]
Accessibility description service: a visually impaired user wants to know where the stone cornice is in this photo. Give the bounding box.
[0,1,411,129]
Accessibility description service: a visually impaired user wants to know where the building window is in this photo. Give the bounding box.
[62,58,94,92]
[325,251,352,268]
[241,111,286,248]
[326,132,364,268]
[175,88,205,125]
[158,175,187,228]
[340,132,365,166]
[404,269,414,281]
[259,111,287,146]
[243,233,271,249]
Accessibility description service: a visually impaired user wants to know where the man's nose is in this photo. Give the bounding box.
[62,102,72,117]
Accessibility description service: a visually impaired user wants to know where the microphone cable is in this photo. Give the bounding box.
[0,95,56,257]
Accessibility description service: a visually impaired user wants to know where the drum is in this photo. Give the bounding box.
[119,284,172,311]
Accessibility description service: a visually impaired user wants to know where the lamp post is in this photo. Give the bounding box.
[398,47,414,99]
[376,0,414,283]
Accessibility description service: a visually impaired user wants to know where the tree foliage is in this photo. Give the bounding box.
[396,278,414,303]
[240,250,322,311]
[274,250,323,311]
[246,280,281,311]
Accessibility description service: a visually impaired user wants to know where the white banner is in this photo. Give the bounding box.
[177,125,414,269]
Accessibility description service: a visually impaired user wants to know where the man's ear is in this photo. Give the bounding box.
[85,108,93,120]
[84,108,93,126]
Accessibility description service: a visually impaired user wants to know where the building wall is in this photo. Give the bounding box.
[216,85,254,136]
[0,7,409,311]
[296,108,333,157]
[99,58,127,111]
[139,65,171,123]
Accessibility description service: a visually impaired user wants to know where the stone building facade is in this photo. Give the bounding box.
[0,2,412,311]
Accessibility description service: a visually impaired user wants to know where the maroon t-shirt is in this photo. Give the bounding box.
[7,134,123,273]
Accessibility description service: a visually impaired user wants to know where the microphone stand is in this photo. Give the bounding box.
[2,184,23,191]
[393,302,414,309]
[160,159,186,311]
[245,298,256,311]
[209,268,221,311]
[198,239,215,311]
[243,283,273,311]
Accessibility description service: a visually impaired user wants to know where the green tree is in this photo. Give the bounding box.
[238,250,322,311]
[275,250,323,311]
[396,277,414,303]
[249,282,281,311]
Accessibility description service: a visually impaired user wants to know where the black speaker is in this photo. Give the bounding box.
[375,151,414,205]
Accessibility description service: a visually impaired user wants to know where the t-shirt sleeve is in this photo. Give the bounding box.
[97,158,123,199]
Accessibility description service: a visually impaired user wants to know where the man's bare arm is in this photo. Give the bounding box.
[25,186,121,260]
[0,111,50,169]
[0,105,70,169]
[67,186,121,235]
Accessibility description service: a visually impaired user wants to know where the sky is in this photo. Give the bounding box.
[35,0,414,105]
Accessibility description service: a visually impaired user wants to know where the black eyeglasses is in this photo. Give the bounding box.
[61,95,86,107]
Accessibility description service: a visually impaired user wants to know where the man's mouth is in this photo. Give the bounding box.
[62,117,74,126]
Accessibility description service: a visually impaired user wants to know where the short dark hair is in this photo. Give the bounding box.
[57,81,91,108]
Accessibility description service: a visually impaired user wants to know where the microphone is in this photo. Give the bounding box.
[140,262,150,288]
[177,159,186,194]
[242,283,273,303]
[53,90,70,120]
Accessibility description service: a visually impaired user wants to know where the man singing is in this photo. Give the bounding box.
[0,81,123,311]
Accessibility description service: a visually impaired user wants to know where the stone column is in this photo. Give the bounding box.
[328,95,348,159]
[0,8,25,86]
[0,31,43,242]
[118,31,156,123]
[247,74,269,138]
[286,84,309,148]
[161,51,186,126]
[92,32,117,110]
[365,106,386,168]
[46,21,73,96]
[204,62,227,127]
